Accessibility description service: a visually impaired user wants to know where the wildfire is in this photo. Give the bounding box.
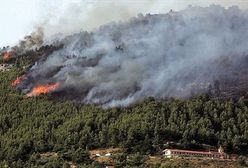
[26,83,60,97]
[3,51,12,61]
[11,75,26,87]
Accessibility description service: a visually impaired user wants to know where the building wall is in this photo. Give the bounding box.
[164,149,225,159]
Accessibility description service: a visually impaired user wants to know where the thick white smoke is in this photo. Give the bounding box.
[1,0,247,47]
[22,5,248,106]
[38,0,248,39]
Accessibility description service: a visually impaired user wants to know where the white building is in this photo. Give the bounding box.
[163,146,227,159]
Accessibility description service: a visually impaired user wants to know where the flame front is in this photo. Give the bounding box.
[11,75,26,87]
[26,83,60,97]
[3,52,12,61]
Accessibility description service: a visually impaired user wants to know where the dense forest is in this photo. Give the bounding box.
[0,48,248,167]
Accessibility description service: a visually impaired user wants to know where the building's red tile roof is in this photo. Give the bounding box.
[163,149,222,155]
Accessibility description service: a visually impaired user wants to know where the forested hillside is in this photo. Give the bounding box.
[0,50,248,167]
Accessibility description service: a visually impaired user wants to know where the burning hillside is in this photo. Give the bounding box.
[25,83,60,97]
[3,51,12,62]
[8,5,248,106]
[11,75,26,87]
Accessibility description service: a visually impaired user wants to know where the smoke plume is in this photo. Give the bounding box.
[19,5,248,106]
[38,0,248,39]
[10,26,45,55]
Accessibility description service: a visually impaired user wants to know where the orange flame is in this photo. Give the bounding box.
[11,75,26,87]
[26,83,60,97]
[3,51,12,61]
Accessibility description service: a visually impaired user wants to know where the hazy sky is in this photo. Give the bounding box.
[0,0,248,47]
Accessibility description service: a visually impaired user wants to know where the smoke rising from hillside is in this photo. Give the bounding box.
[39,0,248,39]
[1,1,248,47]
[20,5,248,106]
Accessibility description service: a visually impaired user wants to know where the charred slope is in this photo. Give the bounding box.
[7,5,248,106]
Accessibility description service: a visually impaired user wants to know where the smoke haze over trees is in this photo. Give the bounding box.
[15,5,248,106]
[0,57,248,167]
[1,2,248,167]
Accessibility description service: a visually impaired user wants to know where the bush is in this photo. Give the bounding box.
[237,155,246,166]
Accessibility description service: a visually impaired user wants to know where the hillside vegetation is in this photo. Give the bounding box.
[0,49,247,167]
